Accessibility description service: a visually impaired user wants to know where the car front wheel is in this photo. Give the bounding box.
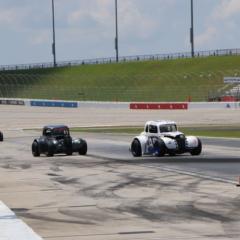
[131,139,142,157]
[32,141,40,157]
[79,139,87,155]
[190,138,202,156]
[154,139,166,157]
[47,141,54,157]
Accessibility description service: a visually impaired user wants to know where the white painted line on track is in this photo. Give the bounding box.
[145,165,236,185]
[0,201,42,240]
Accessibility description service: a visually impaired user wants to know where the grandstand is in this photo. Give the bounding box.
[0,54,240,102]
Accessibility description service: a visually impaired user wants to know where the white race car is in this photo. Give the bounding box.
[130,120,202,157]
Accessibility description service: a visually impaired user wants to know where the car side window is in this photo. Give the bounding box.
[44,129,51,136]
[149,125,158,133]
[145,125,149,132]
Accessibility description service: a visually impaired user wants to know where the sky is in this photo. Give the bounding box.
[0,0,239,65]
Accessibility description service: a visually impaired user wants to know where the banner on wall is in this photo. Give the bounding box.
[224,77,240,84]
[0,99,25,105]
[30,100,78,108]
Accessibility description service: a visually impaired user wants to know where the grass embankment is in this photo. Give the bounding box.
[71,126,240,138]
[1,55,240,101]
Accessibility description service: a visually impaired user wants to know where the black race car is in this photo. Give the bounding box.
[32,125,87,157]
[0,131,3,142]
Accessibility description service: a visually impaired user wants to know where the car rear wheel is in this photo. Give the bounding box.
[66,149,73,155]
[190,138,202,156]
[0,132,3,142]
[65,137,73,155]
[32,141,40,157]
[131,139,142,157]
[79,139,87,155]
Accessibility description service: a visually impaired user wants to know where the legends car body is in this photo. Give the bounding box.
[0,131,3,142]
[130,120,202,157]
[32,125,87,157]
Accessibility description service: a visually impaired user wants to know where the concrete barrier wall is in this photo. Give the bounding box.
[188,102,240,109]
[0,98,239,110]
[78,101,129,109]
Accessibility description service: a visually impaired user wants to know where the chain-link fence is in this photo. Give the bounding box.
[1,52,240,102]
[1,71,239,102]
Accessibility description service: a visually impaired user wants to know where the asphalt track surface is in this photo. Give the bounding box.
[0,105,240,239]
[86,133,240,182]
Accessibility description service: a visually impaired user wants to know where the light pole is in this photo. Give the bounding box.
[115,0,119,62]
[51,0,56,67]
[190,0,194,57]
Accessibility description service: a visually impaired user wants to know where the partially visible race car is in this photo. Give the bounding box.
[130,120,202,157]
[0,131,3,142]
[32,125,87,157]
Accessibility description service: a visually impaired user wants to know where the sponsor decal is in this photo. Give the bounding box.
[30,100,77,108]
[130,103,188,110]
[224,77,240,84]
[0,99,25,105]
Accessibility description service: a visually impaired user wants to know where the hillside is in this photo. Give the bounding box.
[0,55,240,101]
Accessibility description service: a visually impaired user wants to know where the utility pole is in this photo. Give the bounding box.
[52,0,57,67]
[190,0,194,57]
[115,0,119,62]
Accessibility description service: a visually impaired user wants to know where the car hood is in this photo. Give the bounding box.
[162,131,184,138]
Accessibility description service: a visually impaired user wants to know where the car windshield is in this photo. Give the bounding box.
[52,128,69,136]
[44,127,69,136]
[159,124,177,133]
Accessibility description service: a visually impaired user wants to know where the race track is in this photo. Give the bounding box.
[0,105,240,240]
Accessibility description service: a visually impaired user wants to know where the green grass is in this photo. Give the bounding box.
[1,55,240,101]
[71,126,240,138]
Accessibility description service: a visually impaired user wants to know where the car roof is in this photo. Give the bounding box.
[145,120,176,126]
[43,125,69,130]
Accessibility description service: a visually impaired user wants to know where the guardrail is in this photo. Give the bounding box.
[0,48,239,71]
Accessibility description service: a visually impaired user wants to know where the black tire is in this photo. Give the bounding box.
[47,140,54,157]
[32,141,40,157]
[154,138,166,157]
[64,137,73,156]
[190,138,202,156]
[0,132,3,142]
[66,149,73,156]
[79,139,87,155]
[131,139,142,157]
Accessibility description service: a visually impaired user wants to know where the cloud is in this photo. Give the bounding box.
[67,0,158,41]
[0,3,50,30]
[0,8,24,27]
[195,26,218,47]
[68,0,113,26]
[195,0,240,49]
[212,0,240,20]
[119,0,158,39]
[29,30,51,45]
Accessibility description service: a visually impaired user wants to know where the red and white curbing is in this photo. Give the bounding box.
[0,201,42,240]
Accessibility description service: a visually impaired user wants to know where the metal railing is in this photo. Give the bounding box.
[0,48,239,72]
